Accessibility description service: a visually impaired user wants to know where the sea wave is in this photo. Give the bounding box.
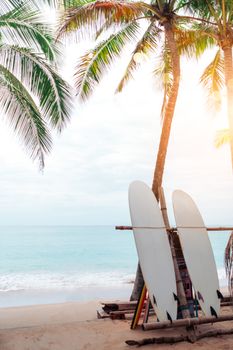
[0,271,135,292]
[0,268,228,293]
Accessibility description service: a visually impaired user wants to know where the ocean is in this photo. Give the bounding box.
[0,226,230,308]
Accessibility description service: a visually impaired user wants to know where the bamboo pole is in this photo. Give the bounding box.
[142,314,233,331]
[115,226,233,231]
[158,187,191,320]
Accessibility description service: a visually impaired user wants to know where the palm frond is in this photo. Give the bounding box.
[0,65,52,168]
[74,22,139,100]
[116,21,161,93]
[57,0,149,39]
[215,128,230,148]
[200,49,224,111]
[182,0,219,20]
[0,45,72,131]
[62,0,97,10]
[176,26,216,58]
[0,0,24,16]
[0,3,57,61]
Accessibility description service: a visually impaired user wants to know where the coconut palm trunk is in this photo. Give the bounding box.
[222,45,233,167]
[152,21,180,198]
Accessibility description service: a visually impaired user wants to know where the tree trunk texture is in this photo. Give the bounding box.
[130,264,144,301]
[130,21,181,301]
[151,21,180,198]
[223,45,233,168]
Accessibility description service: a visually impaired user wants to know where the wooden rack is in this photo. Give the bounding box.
[97,297,233,321]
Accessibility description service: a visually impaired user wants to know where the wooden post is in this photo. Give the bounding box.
[158,187,191,319]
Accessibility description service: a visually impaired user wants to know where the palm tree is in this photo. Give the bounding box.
[184,0,233,168]
[58,0,186,198]
[57,0,195,302]
[0,0,72,168]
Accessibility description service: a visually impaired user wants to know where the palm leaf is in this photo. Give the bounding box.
[0,45,72,131]
[215,129,230,148]
[182,0,219,20]
[0,65,52,168]
[74,22,139,100]
[0,0,24,16]
[200,49,224,110]
[57,0,149,39]
[176,26,216,58]
[116,21,161,93]
[62,0,97,10]
[0,3,57,61]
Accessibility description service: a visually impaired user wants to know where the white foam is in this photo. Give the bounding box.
[0,271,135,292]
[0,268,228,293]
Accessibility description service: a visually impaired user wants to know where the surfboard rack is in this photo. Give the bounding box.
[120,183,233,347]
[97,297,233,320]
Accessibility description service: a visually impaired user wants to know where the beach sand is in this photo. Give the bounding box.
[1,300,233,350]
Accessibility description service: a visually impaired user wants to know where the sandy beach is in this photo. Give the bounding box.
[1,300,233,350]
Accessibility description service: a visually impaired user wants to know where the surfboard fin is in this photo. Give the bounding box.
[216,289,224,300]
[210,306,218,318]
[173,293,179,302]
[197,291,204,303]
[166,311,172,323]
[153,295,157,306]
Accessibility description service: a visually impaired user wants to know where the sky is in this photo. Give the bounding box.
[0,20,232,226]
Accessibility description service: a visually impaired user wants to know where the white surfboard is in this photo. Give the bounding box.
[172,190,220,317]
[129,181,177,322]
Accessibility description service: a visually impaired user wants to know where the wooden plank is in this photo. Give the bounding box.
[101,301,139,312]
[109,309,154,316]
[96,309,110,319]
[143,314,233,331]
[100,297,230,312]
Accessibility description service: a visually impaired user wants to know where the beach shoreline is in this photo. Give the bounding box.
[0,282,229,309]
[0,284,133,309]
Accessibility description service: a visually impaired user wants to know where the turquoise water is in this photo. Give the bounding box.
[0,226,137,290]
[0,226,230,307]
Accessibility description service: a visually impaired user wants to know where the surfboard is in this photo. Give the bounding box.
[129,181,177,322]
[172,190,221,317]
